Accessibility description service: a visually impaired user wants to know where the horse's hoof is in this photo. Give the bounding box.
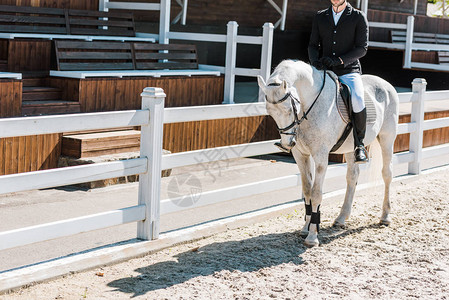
[379,219,391,226]
[332,221,346,229]
[304,238,319,248]
[300,231,308,238]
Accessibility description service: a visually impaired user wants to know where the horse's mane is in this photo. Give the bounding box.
[267,60,313,86]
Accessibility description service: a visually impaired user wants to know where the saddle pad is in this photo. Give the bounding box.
[336,89,377,124]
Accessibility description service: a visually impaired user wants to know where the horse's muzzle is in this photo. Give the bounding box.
[274,140,296,153]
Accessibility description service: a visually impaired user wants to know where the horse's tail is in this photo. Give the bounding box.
[365,138,383,190]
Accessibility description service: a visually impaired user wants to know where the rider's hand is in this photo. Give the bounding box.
[321,56,343,68]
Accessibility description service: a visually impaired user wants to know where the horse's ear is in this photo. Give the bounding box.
[257,75,267,94]
[282,80,288,91]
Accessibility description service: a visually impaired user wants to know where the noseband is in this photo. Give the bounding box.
[266,70,327,136]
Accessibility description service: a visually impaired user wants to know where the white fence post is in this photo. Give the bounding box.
[137,87,166,240]
[259,22,274,102]
[223,21,238,104]
[404,15,414,69]
[280,0,288,31]
[361,0,368,15]
[159,0,171,44]
[408,78,426,175]
[98,0,109,12]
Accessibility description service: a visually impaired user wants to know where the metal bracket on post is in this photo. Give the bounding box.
[259,22,274,102]
[408,78,426,175]
[404,15,415,69]
[159,0,171,44]
[223,21,238,104]
[267,0,288,31]
[137,87,166,240]
[172,0,188,25]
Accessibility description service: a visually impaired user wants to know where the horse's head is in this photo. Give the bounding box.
[257,75,301,153]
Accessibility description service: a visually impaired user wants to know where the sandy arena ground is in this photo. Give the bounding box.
[2,168,449,300]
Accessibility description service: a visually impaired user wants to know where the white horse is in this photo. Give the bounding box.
[258,60,399,247]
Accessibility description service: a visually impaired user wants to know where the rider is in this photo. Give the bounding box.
[308,0,369,163]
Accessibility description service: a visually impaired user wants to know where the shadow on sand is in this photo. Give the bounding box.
[107,222,383,297]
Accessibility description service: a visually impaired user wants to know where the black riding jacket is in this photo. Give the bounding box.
[308,3,369,76]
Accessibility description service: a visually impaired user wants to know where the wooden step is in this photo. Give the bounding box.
[22,86,62,101]
[62,130,141,158]
[22,100,81,116]
[0,60,7,72]
[22,71,49,79]
[22,78,48,87]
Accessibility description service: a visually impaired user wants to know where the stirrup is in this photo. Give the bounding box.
[354,145,369,164]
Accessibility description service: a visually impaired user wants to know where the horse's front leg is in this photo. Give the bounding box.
[291,148,313,237]
[304,151,329,247]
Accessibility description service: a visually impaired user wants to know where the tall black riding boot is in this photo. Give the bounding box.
[352,108,368,163]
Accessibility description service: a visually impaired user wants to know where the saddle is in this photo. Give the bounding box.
[328,74,377,153]
[330,82,353,153]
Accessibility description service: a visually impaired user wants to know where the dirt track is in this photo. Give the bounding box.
[3,168,449,300]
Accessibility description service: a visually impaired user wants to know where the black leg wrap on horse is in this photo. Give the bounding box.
[307,205,321,233]
[304,202,312,221]
[310,212,321,233]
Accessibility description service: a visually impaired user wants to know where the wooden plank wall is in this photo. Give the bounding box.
[0,134,61,176]
[0,0,97,10]
[0,79,61,176]
[0,40,8,61]
[412,51,438,65]
[163,116,278,153]
[394,110,449,153]
[0,0,427,30]
[7,40,52,75]
[109,0,427,29]
[0,79,21,117]
[51,75,225,112]
[368,9,449,43]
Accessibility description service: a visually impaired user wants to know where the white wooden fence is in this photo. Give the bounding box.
[369,15,449,72]
[1,80,449,252]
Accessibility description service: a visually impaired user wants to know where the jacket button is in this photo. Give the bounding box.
[333,41,336,44]
[334,30,337,33]
[333,52,336,55]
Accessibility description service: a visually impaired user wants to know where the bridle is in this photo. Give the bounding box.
[266,70,327,136]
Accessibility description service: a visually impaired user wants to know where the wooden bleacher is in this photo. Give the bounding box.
[0,5,233,181]
[391,30,449,44]
[0,4,154,42]
[438,52,449,65]
[50,40,218,78]
[54,41,199,71]
[391,30,449,66]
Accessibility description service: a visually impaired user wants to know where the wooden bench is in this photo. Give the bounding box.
[51,40,220,78]
[0,4,154,42]
[391,30,449,66]
[391,30,449,44]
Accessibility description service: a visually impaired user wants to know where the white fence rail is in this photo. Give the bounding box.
[369,15,449,72]
[1,80,449,255]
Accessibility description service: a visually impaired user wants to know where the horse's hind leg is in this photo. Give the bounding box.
[377,132,394,225]
[333,152,360,227]
[291,148,314,237]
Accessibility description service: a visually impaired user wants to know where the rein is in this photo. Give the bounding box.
[267,70,327,135]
